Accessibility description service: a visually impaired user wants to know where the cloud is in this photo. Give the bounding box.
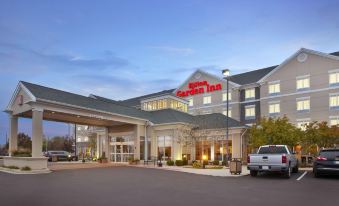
[149,46,195,55]
[0,42,129,73]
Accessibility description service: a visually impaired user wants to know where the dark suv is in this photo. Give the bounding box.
[313,149,339,177]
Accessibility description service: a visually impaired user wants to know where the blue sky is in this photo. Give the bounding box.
[0,0,339,144]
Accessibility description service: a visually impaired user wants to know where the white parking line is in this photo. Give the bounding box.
[296,171,307,181]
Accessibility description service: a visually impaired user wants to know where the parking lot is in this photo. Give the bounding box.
[0,166,338,206]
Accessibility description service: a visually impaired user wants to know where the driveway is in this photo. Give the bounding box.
[0,167,338,206]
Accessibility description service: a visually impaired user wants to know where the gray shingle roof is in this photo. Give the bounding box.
[194,113,244,129]
[226,65,278,85]
[21,81,152,120]
[20,81,244,129]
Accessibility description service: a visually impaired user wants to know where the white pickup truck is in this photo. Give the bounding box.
[247,145,299,178]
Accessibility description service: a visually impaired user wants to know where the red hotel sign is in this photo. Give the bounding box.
[176,81,222,97]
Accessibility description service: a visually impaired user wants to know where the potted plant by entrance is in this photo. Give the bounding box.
[98,152,108,163]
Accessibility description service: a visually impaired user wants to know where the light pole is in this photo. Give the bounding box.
[222,69,231,167]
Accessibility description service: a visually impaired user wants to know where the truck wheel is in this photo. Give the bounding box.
[250,171,258,177]
[314,170,320,178]
[285,167,291,178]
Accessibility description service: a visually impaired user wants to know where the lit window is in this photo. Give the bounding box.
[245,105,255,119]
[77,137,81,142]
[84,137,89,142]
[329,72,339,86]
[330,94,339,109]
[245,88,255,99]
[330,116,339,126]
[222,108,232,117]
[297,120,310,131]
[297,98,310,112]
[268,82,280,95]
[222,92,232,101]
[203,96,211,105]
[188,98,194,107]
[269,102,280,115]
[296,76,310,91]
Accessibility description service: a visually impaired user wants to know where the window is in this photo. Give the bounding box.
[188,98,194,107]
[330,116,339,126]
[297,119,310,131]
[269,102,280,115]
[297,98,310,112]
[330,94,339,109]
[245,88,255,100]
[329,71,339,86]
[296,75,310,91]
[222,108,232,117]
[268,82,280,95]
[222,92,232,101]
[203,96,211,105]
[245,105,255,120]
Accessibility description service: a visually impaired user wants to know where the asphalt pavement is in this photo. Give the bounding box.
[0,167,338,206]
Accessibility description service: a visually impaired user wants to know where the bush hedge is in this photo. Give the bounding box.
[175,160,183,166]
[212,160,220,165]
[192,161,202,169]
[166,160,174,166]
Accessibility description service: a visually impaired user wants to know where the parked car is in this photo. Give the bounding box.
[313,148,339,178]
[45,151,74,162]
[247,145,299,178]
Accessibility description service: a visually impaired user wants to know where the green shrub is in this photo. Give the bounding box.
[192,161,202,169]
[175,160,183,166]
[212,160,220,165]
[12,150,31,157]
[182,159,188,166]
[206,166,223,169]
[5,165,20,169]
[166,160,174,166]
[21,166,31,171]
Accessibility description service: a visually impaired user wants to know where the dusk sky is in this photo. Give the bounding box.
[1,0,339,144]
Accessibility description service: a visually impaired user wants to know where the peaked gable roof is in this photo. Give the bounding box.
[15,81,245,129]
[20,81,152,121]
[258,48,339,83]
[226,65,277,85]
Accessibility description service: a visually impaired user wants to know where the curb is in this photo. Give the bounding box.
[0,167,51,175]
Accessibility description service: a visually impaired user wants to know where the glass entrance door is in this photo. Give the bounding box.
[110,136,134,162]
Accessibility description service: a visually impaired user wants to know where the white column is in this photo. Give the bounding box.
[103,127,109,158]
[191,141,196,161]
[8,113,18,156]
[210,141,215,161]
[96,135,101,158]
[134,125,141,160]
[232,134,241,159]
[144,124,148,161]
[32,108,43,157]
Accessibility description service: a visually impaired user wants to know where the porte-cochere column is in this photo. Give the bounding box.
[32,108,43,157]
[8,113,18,156]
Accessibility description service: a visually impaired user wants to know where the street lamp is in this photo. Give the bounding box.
[202,155,207,169]
[222,69,231,167]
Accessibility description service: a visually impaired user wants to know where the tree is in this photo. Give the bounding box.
[249,116,302,149]
[17,133,32,152]
[302,121,339,155]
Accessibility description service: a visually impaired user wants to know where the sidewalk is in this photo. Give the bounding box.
[132,164,250,177]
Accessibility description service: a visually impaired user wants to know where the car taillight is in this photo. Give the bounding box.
[247,155,250,163]
[282,154,287,163]
[316,156,327,161]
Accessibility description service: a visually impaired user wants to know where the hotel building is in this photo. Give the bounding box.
[4,48,339,169]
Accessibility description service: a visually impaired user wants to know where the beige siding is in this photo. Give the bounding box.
[261,53,339,124]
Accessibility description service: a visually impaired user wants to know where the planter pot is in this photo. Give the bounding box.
[100,159,108,163]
